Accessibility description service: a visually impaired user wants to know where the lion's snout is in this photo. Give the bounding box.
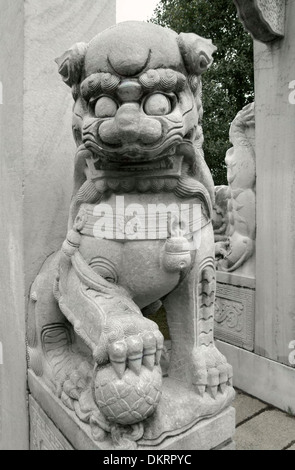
[99,103,162,146]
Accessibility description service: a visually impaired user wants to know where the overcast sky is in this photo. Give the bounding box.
[116,0,160,23]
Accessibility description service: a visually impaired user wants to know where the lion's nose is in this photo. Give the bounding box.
[99,103,162,145]
[114,103,140,143]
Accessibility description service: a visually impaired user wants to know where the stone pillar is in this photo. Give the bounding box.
[217,0,295,413]
[0,0,27,450]
[254,0,295,365]
[0,0,115,450]
[23,0,116,292]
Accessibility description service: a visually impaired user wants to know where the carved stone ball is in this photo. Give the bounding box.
[94,365,162,425]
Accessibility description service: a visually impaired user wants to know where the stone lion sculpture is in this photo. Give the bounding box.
[28,21,234,449]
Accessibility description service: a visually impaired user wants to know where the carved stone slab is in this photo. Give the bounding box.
[29,396,73,450]
[233,0,285,42]
[214,273,255,351]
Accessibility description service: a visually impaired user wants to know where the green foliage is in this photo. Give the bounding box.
[150,0,254,185]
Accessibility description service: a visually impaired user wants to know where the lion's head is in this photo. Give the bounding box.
[56,21,216,220]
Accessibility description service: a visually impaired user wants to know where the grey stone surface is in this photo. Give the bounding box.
[220,441,236,450]
[29,371,235,450]
[0,0,28,451]
[234,0,285,42]
[287,444,295,450]
[235,409,295,450]
[214,440,236,450]
[216,271,255,289]
[150,407,235,451]
[23,0,116,292]
[30,396,73,450]
[233,390,268,425]
[215,281,255,351]
[254,0,295,365]
[216,340,295,413]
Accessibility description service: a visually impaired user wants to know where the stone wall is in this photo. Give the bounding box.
[0,0,27,450]
[0,0,115,450]
[23,0,116,292]
[217,0,295,414]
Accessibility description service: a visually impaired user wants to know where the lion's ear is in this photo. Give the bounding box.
[177,33,216,76]
[55,42,88,87]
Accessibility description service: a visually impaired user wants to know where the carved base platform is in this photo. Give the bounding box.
[28,370,236,450]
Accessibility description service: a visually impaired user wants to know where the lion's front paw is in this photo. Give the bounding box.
[88,313,164,426]
[107,330,164,379]
[192,345,233,399]
[93,314,164,379]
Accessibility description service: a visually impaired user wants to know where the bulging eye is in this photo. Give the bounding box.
[144,94,172,116]
[94,96,118,118]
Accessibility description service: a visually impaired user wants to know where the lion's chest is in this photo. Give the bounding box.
[76,192,197,307]
[78,237,179,308]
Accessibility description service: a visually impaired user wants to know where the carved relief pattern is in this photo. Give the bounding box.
[214,282,255,351]
[215,299,243,332]
[198,264,216,348]
[30,397,73,450]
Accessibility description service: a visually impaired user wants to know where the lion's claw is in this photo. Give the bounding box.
[108,340,128,379]
[126,335,144,375]
[107,329,164,379]
[192,345,233,399]
[141,331,156,370]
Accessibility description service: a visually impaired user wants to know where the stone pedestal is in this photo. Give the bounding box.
[29,371,235,451]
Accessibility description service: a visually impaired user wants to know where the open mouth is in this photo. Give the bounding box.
[82,118,188,165]
[92,142,177,169]
[94,155,175,172]
[87,152,184,181]
[84,137,198,185]
[84,136,182,163]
